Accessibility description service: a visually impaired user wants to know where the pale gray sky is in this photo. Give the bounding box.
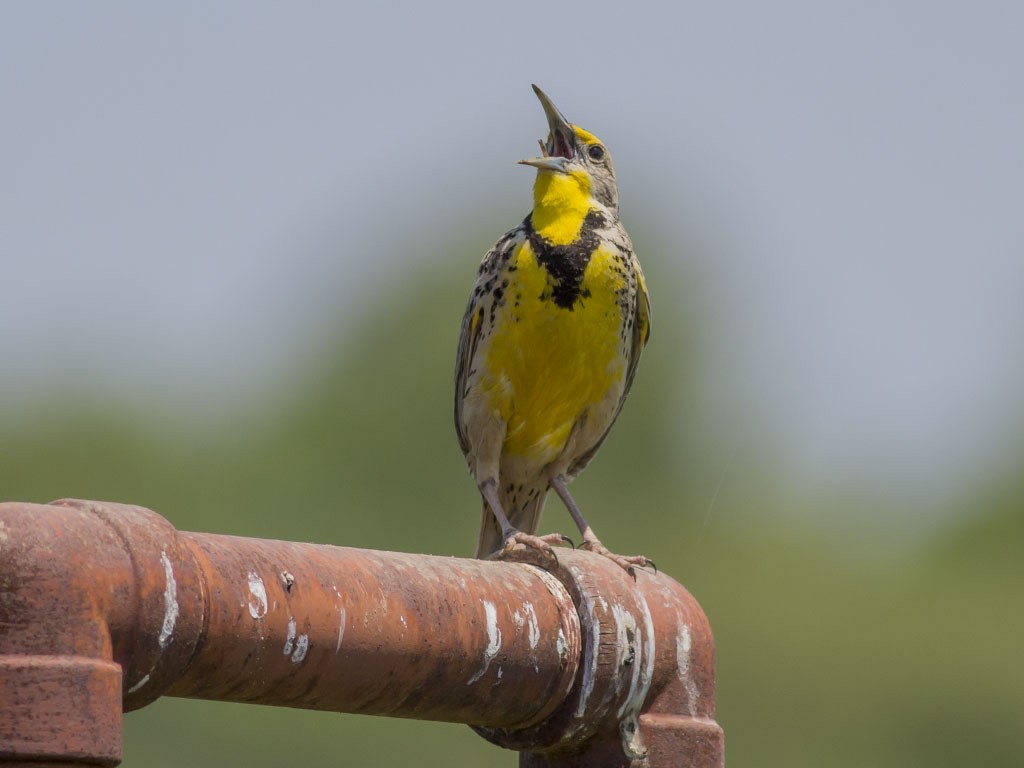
[3,2,1022,512]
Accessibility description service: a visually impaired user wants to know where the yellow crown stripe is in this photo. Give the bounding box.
[572,125,601,145]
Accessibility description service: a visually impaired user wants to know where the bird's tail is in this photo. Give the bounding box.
[475,484,549,559]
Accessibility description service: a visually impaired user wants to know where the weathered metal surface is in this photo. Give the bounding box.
[0,501,136,766]
[479,551,724,767]
[0,656,121,766]
[0,499,722,767]
[49,500,206,713]
[168,532,581,728]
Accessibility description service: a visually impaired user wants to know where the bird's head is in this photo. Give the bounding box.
[519,85,619,216]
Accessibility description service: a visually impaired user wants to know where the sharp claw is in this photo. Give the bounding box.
[493,531,570,569]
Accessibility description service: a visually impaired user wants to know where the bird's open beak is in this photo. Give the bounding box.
[518,84,575,173]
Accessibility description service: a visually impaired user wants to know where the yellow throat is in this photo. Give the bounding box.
[529,124,604,245]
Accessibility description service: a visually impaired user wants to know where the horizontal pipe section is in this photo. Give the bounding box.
[0,499,722,766]
[167,532,581,728]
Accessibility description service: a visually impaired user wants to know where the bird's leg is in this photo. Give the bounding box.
[480,479,570,565]
[550,475,654,577]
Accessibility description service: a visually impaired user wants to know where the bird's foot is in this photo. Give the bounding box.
[490,530,573,568]
[580,534,655,579]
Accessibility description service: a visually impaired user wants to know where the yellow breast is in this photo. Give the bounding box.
[481,240,627,465]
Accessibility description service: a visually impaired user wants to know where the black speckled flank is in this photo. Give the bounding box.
[525,209,606,309]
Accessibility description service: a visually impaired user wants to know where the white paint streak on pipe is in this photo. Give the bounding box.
[572,574,600,719]
[158,550,179,649]
[282,616,309,663]
[292,633,309,663]
[336,606,346,653]
[331,585,347,653]
[283,617,297,655]
[467,600,502,684]
[127,673,151,694]
[247,571,268,619]
[616,594,656,760]
[524,601,540,650]
[611,603,638,700]
[676,617,699,715]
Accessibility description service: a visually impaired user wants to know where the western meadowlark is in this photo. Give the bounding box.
[454,85,651,573]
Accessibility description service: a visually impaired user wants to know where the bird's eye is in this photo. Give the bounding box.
[587,144,606,162]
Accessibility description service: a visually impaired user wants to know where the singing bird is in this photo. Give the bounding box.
[454,85,651,573]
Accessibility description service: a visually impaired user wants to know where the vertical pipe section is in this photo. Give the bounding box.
[0,501,136,766]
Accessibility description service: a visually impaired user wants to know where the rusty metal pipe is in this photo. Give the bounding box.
[167,529,581,726]
[0,500,722,766]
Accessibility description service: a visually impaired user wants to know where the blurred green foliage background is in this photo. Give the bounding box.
[2,225,1020,767]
